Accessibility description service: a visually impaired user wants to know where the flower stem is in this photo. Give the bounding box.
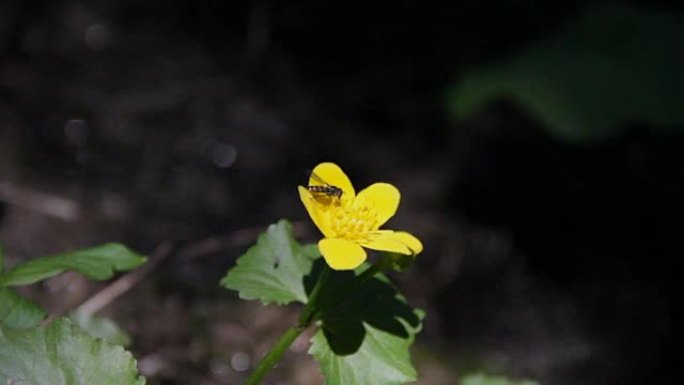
[298,265,330,326]
[242,263,383,385]
[244,325,305,385]
[244,266,330,385]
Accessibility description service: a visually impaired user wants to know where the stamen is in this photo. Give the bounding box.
[328,200,379,239]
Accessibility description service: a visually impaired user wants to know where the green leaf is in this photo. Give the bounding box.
[0,243,146,287]
[0,318,145,385]
[220,220,319,305]
[307,261,424,385]
[0,288,46,329]
[69,311,132,347]
[448,4,684,143]
[380,252,416,272]
[462,373,539,385]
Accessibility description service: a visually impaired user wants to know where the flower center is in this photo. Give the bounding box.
[328,201,379,240]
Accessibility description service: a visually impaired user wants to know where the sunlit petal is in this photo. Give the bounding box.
[318,238,367,270]
[361,231,412,254]
[310,162,355,199]
[355,183,400,228]
[391,231,423,255]
[298,186,333,237]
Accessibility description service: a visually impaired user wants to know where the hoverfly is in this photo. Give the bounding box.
[307,172,343,198]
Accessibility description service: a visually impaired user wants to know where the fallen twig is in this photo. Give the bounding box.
[76,241,174,316]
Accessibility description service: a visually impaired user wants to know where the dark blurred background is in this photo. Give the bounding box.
[0,1,681,384]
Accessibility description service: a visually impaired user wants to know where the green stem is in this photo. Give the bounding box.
[243,263,382,384]
[244,325,305,385]
[245,266,330,385]
[298,265,330,326]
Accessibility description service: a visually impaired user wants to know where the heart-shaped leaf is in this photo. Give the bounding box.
[307,261,423,385]
[221,220,319,305]
[0,318,145,385]
[222,222,424,384]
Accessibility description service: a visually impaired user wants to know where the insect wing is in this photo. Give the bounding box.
[308,171,343,198]
[309,171,332,187]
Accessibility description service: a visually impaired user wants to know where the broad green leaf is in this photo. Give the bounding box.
[448,4,684,143]
[221,220,319,305]
[0,318,145,385]
[462,373,539,385]
[69,311,131,347]
[0,288,46,329]
[0,243,146,287]
[307,261,423,385]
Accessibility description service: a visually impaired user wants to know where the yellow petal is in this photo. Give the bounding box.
[318,238,367,270]
[361,231,412,255]
[298,186,333,237]
[310,162,355,200]
[391,231,423,255]
[362,230,422,255]
[355,183,400,228]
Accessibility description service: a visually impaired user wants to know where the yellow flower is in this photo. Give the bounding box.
[298,162,423,270]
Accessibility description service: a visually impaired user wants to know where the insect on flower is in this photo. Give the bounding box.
[299,162,423,270]
[307,171,344,199]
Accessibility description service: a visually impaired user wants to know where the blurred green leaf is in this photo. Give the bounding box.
[462,373,539,385]
[69,311,131,347]
[221,220,319,305]
[448,4,684,142]
[0,288,46,329]
[0,318,145,385]
[307,261,423,385]
[380,252,415,272]
[0,243,146,287]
